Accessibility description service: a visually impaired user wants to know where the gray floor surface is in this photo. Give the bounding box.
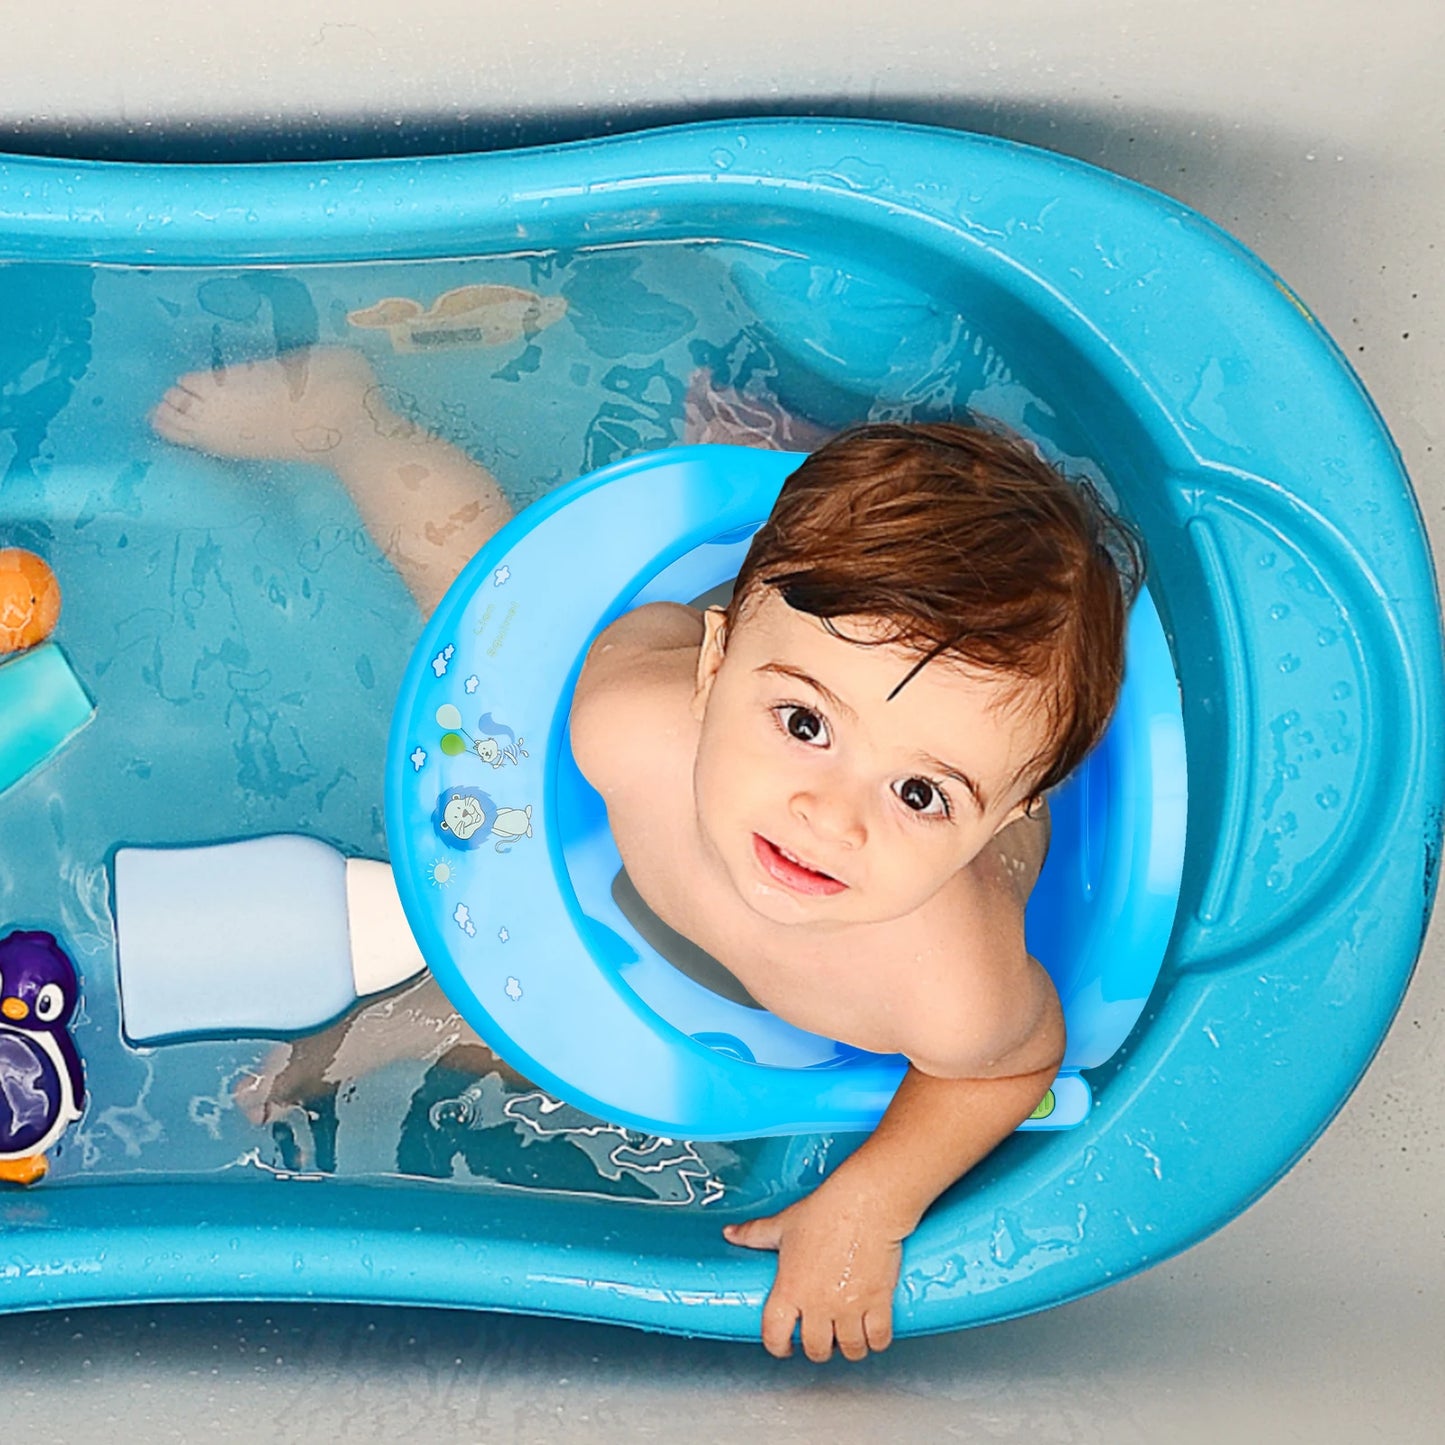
[1,4,1442,1441]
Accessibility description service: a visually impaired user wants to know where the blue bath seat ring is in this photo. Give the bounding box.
[386,444,1187,1141]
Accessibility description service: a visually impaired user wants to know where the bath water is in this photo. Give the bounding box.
[0,238,1104,1205]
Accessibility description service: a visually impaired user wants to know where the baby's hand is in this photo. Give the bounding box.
[722,1192,904,1362]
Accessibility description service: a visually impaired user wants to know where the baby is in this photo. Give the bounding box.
[152,347,1139,1364]
[571,422,1138,1362]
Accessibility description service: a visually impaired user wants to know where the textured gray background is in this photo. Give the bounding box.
[2,3,1442,1440]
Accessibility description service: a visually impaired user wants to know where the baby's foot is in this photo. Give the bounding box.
[683,368,835,452]
[234,1043,309,1126]
[150,345,413,464]
[234,1043,343,1174]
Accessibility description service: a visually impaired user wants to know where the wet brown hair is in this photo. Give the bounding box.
[724,420,1145,800]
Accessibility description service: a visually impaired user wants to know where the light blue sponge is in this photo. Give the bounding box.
[0,643,95,796]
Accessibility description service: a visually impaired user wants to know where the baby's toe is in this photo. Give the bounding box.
[149,398,197,443]
[233,1069,274,1125]
[170,369,223,403]
[233,1044,296,1125]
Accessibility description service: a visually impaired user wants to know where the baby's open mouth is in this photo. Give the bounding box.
[752,834,848,897]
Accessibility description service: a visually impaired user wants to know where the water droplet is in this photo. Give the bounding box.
[711,148,734,170]
[1317,627,1338,646]
[1331,681,1353,701]
[1270,603,1290,621]
[1258,551,1277,569]
[1278,654,1301,674]
[1316,787,1341,810]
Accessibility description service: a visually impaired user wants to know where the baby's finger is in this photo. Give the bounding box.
[760,1292,800,1359]
[834,1311,871,1363]
[723,1215,784,1251]
[863,1302,895,1355]
[799,1307,838,1364]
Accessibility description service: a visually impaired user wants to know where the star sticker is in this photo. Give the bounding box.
[505,977,522,1001]
[453,903,476,937]
[497,926,509,943]
[431,645,455,677]
[464,674,480,694]
[492,565,511,587]
[410,747,427,771]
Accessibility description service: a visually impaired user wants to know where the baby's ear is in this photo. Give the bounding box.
[991,796,1035,837]
[689,607,729,719]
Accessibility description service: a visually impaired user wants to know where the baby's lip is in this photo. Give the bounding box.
[752,834,849,897]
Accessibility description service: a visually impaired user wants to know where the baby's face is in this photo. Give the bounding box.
[690,589,1049,929]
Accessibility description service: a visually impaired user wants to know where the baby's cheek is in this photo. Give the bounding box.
[899,836,967,894]
[690,751,732,829]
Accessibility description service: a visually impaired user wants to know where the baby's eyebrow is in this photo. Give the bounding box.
[760,661,988,813]
[756,662,857,721]
[921,752,987,814]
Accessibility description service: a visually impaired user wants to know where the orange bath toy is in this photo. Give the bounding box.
[0,549,61,654]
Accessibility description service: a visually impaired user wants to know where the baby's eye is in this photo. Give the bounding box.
[894,776,951,818]
[775,705,829,746]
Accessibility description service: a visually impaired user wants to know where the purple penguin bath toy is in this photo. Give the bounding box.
[0,930,84,1186]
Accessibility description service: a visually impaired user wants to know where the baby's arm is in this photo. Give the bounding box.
[723,813,1062,1363]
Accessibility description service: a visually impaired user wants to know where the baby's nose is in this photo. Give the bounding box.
[791,787,866,848]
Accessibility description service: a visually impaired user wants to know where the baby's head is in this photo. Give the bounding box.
[689,420,1142,926]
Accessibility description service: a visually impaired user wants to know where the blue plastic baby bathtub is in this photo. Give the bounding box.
[0,120,1440,1341]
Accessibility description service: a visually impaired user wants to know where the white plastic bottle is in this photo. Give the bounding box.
[113,836,427,1045]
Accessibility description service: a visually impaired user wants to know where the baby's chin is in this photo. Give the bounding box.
[728,861,895,929]
[737,875,838,926]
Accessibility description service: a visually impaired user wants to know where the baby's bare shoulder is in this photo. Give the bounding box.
[887,860,1063,1081]
[570,603,702,798]
[900,951,1064,1083]
[585,601,705,661]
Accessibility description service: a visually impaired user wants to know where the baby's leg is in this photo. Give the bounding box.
[235,974,528,1126]
[154,349,523,1122]
[152,346,512,618]
[683,369,834,452]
